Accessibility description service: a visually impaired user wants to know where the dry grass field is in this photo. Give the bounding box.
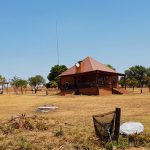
[0,89,150,149]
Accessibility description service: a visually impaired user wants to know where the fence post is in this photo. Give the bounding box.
[113,108,121,141]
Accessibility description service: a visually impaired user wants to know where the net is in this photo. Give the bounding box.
[93,111,116,143]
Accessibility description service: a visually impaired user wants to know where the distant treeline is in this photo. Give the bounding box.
[0,75,46,94]
[0,65,150,94]
[0,65,67,94]
[119,65,150,91]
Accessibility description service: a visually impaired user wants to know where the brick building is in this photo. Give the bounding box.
[59,56,126,95]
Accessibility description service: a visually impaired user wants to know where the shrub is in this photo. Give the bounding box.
[105,134,150,150]
[0,141,13,150]
[54,126,64,137]
[0,143,7,150]
[14,136,33,150]
[128,133,150,147]
[1,125,15,135]
[44,144,53,150]
[36,121,49,131]
[105,137,129,150]
[22,119,35,130]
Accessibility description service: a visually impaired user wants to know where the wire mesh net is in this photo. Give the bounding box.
[93,111,116,142]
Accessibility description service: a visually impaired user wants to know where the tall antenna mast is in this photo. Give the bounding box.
[56,21,60,65]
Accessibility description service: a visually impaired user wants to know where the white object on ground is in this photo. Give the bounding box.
[37,105,58,113]
[120,122,144,135]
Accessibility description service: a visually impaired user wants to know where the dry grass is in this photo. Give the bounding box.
[0,89,150,149]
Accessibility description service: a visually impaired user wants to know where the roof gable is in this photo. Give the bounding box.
[59,56,117,76]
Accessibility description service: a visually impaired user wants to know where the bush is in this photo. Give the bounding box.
[54,126,64,137]
[105,134,150,150]
[0,143,8,150]
[1,125,15,135]
[14,136,33,150]
[128,133,150,147]
[0,115,51,134]
[36,121,49,131]
[44,144,53,150]
[22,119,35,130]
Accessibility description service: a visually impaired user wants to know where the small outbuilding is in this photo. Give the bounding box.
[59,56,126,95]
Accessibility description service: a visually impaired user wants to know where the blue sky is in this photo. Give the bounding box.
[0,0,150,81]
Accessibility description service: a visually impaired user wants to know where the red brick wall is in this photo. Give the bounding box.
[99,88,112,96]
[79,87,113,95]
[60,87,113,96]
[79,87,99,95]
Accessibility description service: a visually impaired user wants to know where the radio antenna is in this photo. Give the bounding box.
[56,21,60,65]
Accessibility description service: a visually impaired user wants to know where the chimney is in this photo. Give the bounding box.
[75,61,83,73]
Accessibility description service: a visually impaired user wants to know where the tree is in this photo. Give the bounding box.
[119,76,126,88]
[19,79,28,94]
[49,80,58,88]
[46,81,58,88]
[47,65,68,82]
[126,78,138,91]
[145,76,150,92]
[146,67,150,76]
[0,75,6,92]
[47,65,67,88]
[28,75,45,93]
[11,76,28,94]
[11,76,20,94]
[106,64,116,71]
[125,66,146,88]
[145,67,150,92]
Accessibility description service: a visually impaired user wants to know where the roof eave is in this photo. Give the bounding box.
[59,70,125,77]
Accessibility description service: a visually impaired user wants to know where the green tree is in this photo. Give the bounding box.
[47,65,67,88]
[119,76,126,88]
[28,75,45,93]
[125,66,146,87]
[146,67,150,76]
[11,76,28,94]
[145,68,150,92]
[47,65,67,82]
[50,80,58,88]
[19,79,28,94]
[106,64,116,71]
[11,76,20,94]
[126,78,138,91]
[145,76,150,92]
[0,75,6,93]
[46,81,58,88]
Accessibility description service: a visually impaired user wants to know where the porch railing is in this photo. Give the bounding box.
[61,81,114,90]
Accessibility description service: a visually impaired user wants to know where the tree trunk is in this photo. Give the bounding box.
[133,86,134,91]
[21,87,23,94]
[32,88,34,94]
[14,88,15,94]
[7,83,9,94]
[35,88,37,94]
[14,88,18,95]
[2,84,4,93]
